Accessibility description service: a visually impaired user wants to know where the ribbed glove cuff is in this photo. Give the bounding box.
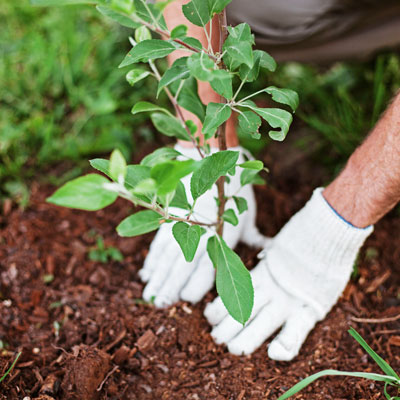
[267,187,373,319]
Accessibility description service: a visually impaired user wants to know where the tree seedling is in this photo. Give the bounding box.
[278,328,400,400]
[36,0,298,324]
[88,236,124,263]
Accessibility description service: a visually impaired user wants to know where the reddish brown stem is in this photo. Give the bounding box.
[216,10,229,237]
[142,21,217,61]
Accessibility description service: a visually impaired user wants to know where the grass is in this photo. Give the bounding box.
[278,328,400,399]
[0,0,159,204]
[0,352,22,384]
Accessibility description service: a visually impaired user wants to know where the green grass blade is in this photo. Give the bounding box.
[0,352,22,384]
[278,370,398,400]
[349,328,400,379]
[384,382,400,400]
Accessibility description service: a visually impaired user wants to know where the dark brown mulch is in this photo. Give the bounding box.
[0,146,399,400]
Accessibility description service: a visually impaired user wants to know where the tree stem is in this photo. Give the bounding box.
[148,60,204,159]
[216,9,228,237]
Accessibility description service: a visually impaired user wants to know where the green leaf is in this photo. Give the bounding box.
[208,0,232,15]
[140,147,182,167]
[222,209,238,226]
[109,149,126,181]
[135,26,152,42]
[226,22,254,43]
[126,165,151,188]
[190,150,239,200]
[180,37,203,51]
[170,181,191,209]
[202,103,232,138]
[96,6,141,29]
[171,24,188,38]
[258,50,277,71]
[233,196,248,214]
[238,111,261,136]
[239,50,276,82]
[182,0,210,27]
[223,23,254,69]
[154,0,175,11]
[47,174,118,211]
[186,120,198,135]
[131,101,173,117]
[151,160,198,195]
[239,160,263,170]
[31,0,96,5]
[224,41,253,69]
[265,86,299,112]
[108,0,134,13]
[187,52,214,81]
[172,222,205,262]
[90,159,151,189]
[240,169,265,186]
[207,236,254,324]
[187,54,232,99]
[176,78,206,122]
[89,158,110,176]
[157,58,190,97]
[119,40,177,68]
[117,210,163,237]
[134,0,167,30]
[131,178,157,196]
[209,70,233,99]
[150,113,191,141]
[126,69,151,86]
[278,370,399,400]
[242,102,293,141]
[349,328,400,379]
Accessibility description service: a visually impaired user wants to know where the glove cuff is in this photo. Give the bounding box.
[174,144,243,161]
[267,187,373,319]
[302,188,373,265]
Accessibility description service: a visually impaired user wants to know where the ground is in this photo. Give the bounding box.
[0,142,399,399]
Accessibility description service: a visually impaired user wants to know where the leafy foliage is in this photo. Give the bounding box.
[42,0,297,323]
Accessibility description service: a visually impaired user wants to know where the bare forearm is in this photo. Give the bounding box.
[163,0,238,148]
[324,92,400,227]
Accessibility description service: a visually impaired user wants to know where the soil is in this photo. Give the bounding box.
[0,142,399,400]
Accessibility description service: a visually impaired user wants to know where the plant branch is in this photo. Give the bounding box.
[216,9,229,237]
[236,88,267,104]
[135,18,217,61]
[115,186,216,227]
[148,60,204,158]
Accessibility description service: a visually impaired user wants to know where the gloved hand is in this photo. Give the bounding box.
[204,188,373,361]
[140,144,269,308]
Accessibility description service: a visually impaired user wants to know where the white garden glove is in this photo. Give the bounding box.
[140,144,269,308]
[205,188,373,361]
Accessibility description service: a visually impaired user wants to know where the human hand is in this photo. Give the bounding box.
[205,188,373,361]
[139,144,269,308]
